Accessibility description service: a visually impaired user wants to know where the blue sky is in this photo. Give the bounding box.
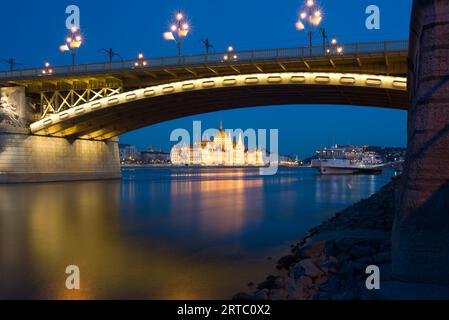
[0,0,412,157]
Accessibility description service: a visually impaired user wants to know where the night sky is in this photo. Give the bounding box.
[0,0,412,157]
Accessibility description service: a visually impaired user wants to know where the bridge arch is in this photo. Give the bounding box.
[30,72,407,140]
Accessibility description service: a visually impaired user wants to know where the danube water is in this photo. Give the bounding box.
[0,167,394,299]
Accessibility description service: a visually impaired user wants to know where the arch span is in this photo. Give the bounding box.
[30,72,408,140]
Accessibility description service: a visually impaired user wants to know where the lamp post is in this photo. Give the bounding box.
[60,27,83,66]
[101,48,123,63]
[1,58,24,71]
[223,45,238,62]
[296,0,323,55]
[200,39,215,54]
[320,28,328,54]
[327,37,343,55]
[41,62,54,76]
[163,11,190,62]
[134,53,148,68]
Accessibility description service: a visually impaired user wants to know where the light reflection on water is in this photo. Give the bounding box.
[0,168,393,300]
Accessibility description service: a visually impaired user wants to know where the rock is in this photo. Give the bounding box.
[298,241,326,258]
[338,261,355,279]
[317,292,332,300]
[320,257,339,271]
[274,276,287,289]
[288,286,307,300]
[350,245,376,259]
[312,255,326,267]
[353,259,369,273]
[299,259,324,278]
[315,276,330,288]
[269,289,289,300]
[277,255,297,270]
[372,252,391,264]
[297,275,313,288]
[233,292,254,301]
[257,275,276,290]
[336,239,353,253]
[336,252,351,263]
[324,241,338,257]
[254,289,269,301]
[329,256,339,265]
[289,262,305,280]
[319,276,340,293]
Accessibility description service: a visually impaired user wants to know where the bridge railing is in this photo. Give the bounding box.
[0,40,408,81]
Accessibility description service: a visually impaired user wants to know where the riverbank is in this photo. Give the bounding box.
[235,178,400,300]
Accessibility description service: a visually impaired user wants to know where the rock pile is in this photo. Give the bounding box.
[234,179,400,300]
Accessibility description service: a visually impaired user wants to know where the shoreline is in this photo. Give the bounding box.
[234,178,401,300]
[120,164,301,169]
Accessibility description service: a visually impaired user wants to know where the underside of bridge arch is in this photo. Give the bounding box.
[30,73,408,140]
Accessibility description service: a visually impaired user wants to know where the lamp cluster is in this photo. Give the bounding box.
[296,0,322,31]
[60,26,83,66]
[134,53,148,68]
[40,6,346,72]
[223,45,238,61]
[41,62,53,76]
[163,12,190,57]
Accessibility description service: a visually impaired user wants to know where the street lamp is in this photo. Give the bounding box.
[100,48,123,63]
[134,53,148,68]
[60,26,83,66]
[223,45,238,62]
[200,39,215,54]
[41,62,53,76]
[1,58,24,71]
[327,37,343,55]
[296,0,323,55]
[163,11,190,61]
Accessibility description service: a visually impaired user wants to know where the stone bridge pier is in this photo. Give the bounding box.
[393,0,449,284]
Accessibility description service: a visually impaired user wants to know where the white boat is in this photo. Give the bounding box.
[312,145,384,175]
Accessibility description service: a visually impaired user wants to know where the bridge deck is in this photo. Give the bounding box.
[0,41,408,93]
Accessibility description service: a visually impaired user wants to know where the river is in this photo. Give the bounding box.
[0,167,394,299]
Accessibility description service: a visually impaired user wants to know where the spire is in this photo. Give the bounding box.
[220,120,223,131]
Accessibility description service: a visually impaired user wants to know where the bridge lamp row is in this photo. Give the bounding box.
[163,11,190,56]
[134,53,148,68]
[223,45,238,62]
[40,62,53,76]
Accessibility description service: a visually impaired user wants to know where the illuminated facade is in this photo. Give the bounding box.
[171,122,265,166]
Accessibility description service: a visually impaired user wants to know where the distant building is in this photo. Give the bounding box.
[279,155,298,166]
[119,144,142,162]
[142,147,170,164]
[171,121,265,166]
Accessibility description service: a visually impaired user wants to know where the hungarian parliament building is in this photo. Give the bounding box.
[171,122,266,166]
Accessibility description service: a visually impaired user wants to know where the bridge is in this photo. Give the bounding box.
[0,41,407,140]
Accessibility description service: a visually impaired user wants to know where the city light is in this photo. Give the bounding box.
[134,52,148,68]
[163,11,190,59]
[61,27,83,66]
[326,37,344,55]
[296,0,323,53]
[41,62,53,75]
[224,44,238,62]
